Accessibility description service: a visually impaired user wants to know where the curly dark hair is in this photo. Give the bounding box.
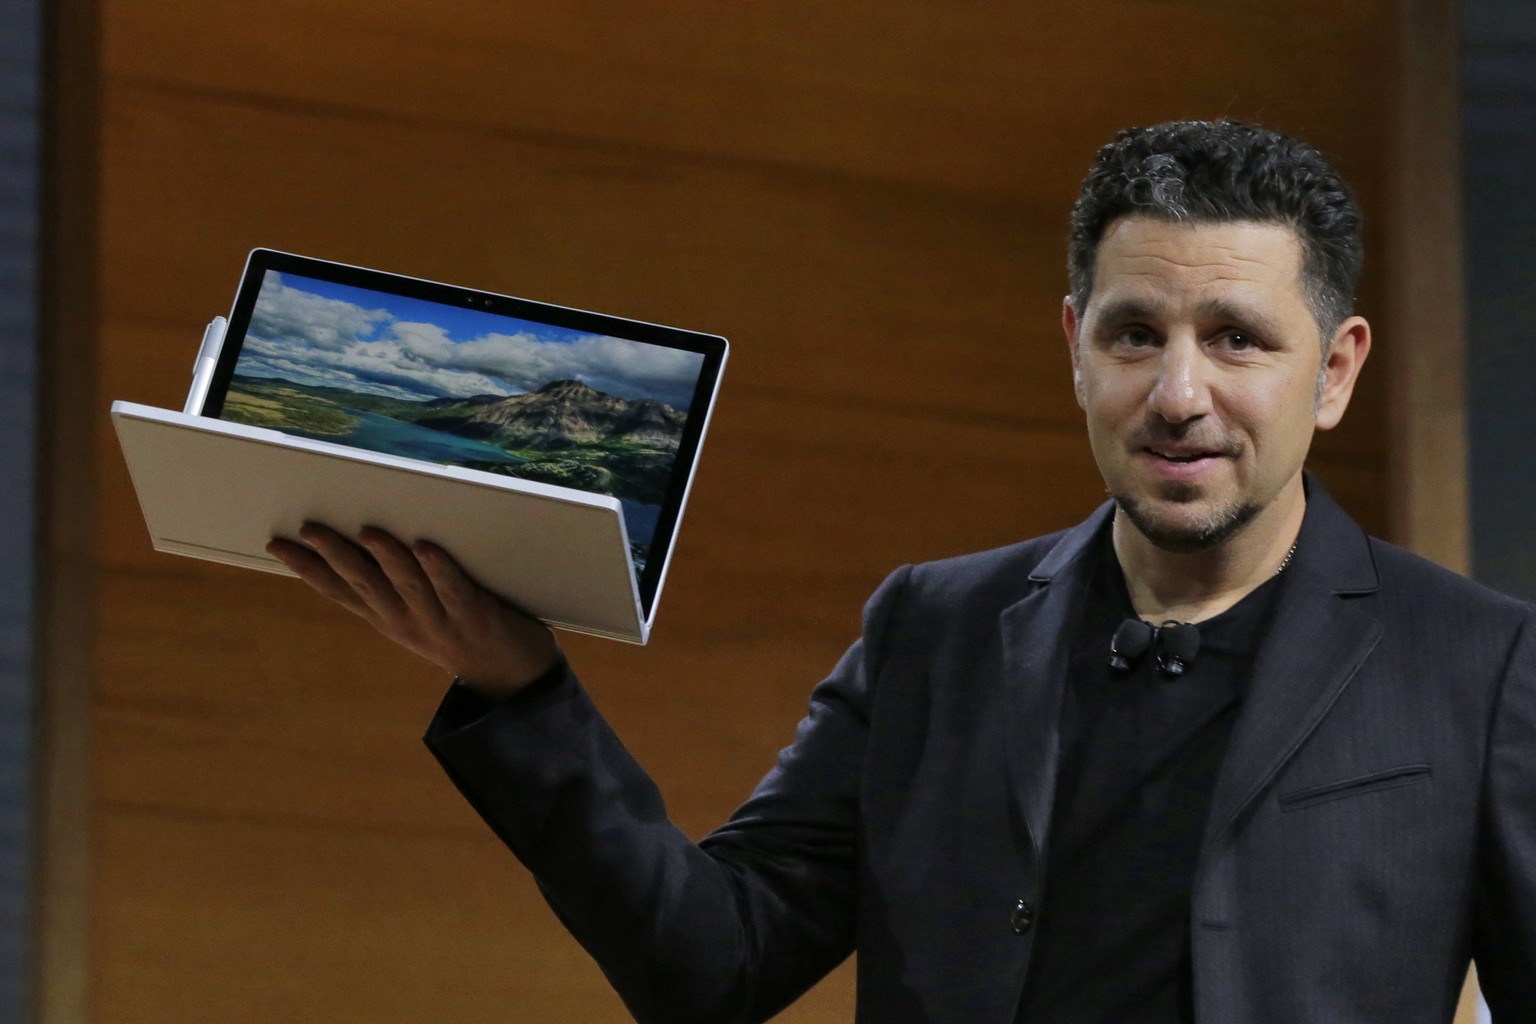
[1068,120,1364,339]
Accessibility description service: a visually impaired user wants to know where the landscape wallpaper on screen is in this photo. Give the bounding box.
[222,271,707,577]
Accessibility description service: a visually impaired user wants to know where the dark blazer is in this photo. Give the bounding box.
[425,482,1536,1023]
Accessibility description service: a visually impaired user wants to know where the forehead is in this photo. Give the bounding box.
[1087,216,1309,317]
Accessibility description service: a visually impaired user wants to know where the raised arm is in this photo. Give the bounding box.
[266,523,895,1024]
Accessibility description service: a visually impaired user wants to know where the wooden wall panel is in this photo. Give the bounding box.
[94,812,640,1023]
[98,0,1391,200]
[44,1,1425,1021]
[94,89,1065,407]
[1386,0,1470,573]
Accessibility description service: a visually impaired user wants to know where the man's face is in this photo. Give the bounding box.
[1064,216,1365,552]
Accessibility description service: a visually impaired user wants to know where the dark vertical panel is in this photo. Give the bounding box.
[1464,1,1536,602]
[0,0,40,1019]
[33,0,99,1016]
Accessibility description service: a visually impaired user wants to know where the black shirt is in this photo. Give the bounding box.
[1014,532,1285,1023]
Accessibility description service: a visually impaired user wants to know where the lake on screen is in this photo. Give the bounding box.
[286,410,662,550]
[286,410,527,467]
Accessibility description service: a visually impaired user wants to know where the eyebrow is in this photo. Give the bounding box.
[1092,297,1286,339]
[1092,298,1164,327]
[1194,299,1287,339]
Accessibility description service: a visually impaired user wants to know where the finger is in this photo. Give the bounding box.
[415,540,545,632]
[412,539,560,689]
[266,536,373,619]
[359,527,445,623]
[413,539,539,627]
[298,522,408,620]
[411,540,486,618]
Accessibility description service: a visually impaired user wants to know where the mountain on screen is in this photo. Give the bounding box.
[413,379,686,451]
[222,373,686,508]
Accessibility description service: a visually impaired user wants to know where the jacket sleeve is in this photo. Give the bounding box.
[422,564,913,1024]
[1471,608,1536,1019]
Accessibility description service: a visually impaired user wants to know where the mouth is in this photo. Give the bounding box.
[1137,445,1231,481]
[1145,446,1225,463]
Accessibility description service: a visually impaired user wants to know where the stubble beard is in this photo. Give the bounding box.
[1112,484,1262,554]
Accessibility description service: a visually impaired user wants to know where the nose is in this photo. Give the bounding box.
[1146,334,1212,425]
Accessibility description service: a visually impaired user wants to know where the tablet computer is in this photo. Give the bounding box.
[113,249,727,644]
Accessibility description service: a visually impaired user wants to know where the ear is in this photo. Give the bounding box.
[1063,296,1086,410]
[1314,315,1371,431]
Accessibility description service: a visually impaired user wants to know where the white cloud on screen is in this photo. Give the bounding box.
[239,336,510,401]
[247,281,393,352]
[243,275,705,408]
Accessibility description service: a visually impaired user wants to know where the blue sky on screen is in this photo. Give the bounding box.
[289,274,600,348]
[235,271,705,411]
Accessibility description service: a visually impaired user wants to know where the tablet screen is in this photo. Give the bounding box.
[201,251,726,615]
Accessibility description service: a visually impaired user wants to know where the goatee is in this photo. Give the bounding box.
[1113,491,1262,553]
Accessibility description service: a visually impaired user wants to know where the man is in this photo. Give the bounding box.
[268,121,1536,1022]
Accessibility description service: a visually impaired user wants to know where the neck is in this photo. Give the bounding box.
[1114,475,1305,624]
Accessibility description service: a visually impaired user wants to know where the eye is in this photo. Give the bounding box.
[1218,330,1260,352]
[1115,325,1158,348]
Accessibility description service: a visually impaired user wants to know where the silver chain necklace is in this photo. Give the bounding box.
[1275,540,1299,575]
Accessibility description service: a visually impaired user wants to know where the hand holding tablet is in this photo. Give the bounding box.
[268,524,562,700]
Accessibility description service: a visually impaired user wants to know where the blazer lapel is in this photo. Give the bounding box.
[1000,504,1109,859]
[996,482,1384,877]
[1196,481,1383,874]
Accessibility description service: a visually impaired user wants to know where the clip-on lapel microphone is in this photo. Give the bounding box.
[1109,619,1200,677]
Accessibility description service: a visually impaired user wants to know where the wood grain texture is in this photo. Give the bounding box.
[98,0,1393,199]
[94,84,1066,410]
[43,1,1423,1021]
[91,808,857,1024]
[1386,0,1470,575]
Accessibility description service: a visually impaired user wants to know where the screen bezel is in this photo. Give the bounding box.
[200,248,728,618]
